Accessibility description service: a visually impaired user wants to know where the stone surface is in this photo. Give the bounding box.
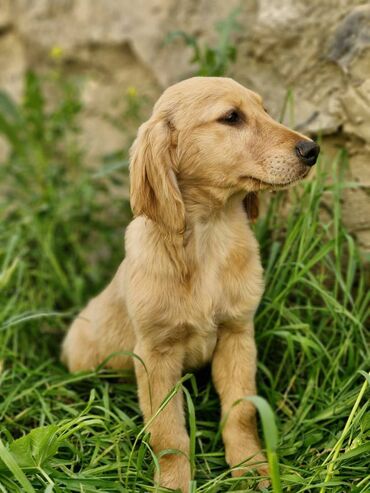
[0,0,369,254]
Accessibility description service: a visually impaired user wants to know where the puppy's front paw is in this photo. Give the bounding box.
[227,444,270,488]
[155,453,191,492]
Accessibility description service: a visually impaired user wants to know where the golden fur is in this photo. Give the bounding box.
[62,77,317,491]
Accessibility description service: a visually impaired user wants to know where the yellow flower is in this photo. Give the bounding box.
[127,86,137,97]
[50,46,63,60]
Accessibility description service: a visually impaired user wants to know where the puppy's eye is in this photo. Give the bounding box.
[219,110,243,125]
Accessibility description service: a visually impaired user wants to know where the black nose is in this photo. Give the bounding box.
[295,140,320,166]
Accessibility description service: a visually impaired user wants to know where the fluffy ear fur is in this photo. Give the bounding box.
[243,192,259,222]
[129,117,185,235]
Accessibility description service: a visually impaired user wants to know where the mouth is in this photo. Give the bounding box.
[241,171,309,190]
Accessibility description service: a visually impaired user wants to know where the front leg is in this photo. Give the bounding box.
[212,320,269,482]
[134,340,191,492]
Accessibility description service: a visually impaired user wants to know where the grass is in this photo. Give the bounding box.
[165,7,240,77]
[0,63,369,492]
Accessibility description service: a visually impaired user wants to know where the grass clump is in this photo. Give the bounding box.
[0,64,369,493]
[165,8,241,77]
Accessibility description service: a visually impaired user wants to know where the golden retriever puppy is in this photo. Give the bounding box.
[61,77,319,491]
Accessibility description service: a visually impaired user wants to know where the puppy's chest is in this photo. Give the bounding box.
[182,246,263,369]
[183,239,263,331]
[188,249,261,322]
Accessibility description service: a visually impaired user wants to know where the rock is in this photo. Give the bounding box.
[327,4,370,72]
[341,80,370,144]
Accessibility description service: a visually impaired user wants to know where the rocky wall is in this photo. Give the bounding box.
[0,0,369,254]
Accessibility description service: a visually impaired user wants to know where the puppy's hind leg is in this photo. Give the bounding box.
[61,284,135,373]
[61,307,99,372]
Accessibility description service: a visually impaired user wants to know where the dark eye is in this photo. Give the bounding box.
[219,110,243,125]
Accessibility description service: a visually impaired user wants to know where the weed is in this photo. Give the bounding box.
[165,8,241,77]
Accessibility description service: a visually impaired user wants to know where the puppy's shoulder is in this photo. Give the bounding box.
[124,216,178,277]
[125,216,157,258]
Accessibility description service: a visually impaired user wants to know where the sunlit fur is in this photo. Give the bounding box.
[62,77,315,492]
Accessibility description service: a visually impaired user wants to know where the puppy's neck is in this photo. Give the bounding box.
[181,185,245,227]
[182,188,249,251]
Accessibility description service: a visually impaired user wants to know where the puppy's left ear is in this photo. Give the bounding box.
[129,115,185,235]
[243,192,259,222]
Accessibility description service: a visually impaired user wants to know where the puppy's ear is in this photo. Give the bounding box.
[243,192,259,222]
[129,117,185,235]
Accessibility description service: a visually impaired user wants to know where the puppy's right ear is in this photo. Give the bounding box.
[129,116,185,235]
[243,192,259,222]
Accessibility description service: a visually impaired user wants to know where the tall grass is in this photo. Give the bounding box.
[0,47,369,493]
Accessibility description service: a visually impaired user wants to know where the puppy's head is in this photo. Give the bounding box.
[130,77,319,232]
